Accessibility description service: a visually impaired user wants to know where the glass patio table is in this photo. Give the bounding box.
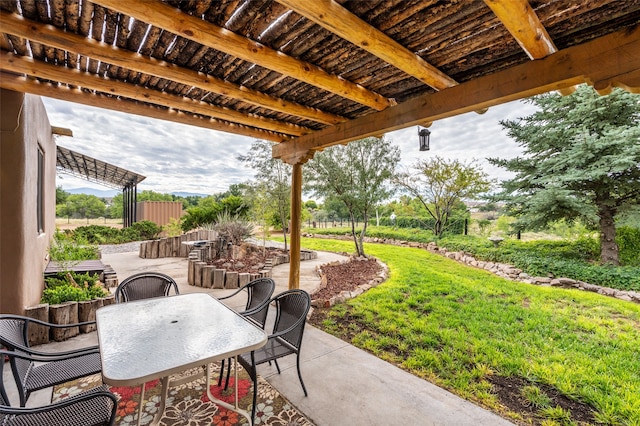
[96,292,267,425]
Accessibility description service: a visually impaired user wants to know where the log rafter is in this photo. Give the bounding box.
[0,71,286,142]
[91,0,394,111]
[276,0,458,91]
[0,11,345,126]
[0,50,308,137]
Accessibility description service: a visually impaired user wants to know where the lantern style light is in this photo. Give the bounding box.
[418,128,431,151]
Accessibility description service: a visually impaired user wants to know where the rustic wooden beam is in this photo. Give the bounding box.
[0,51,308,137]
[288,163,303,290]
[276,0,458,91]
[0,72,286,142]
[273,25,640,162]
[0,11,344,125]
[484,0,574,96]
[92,0,393,111]
[51,126,73,137]
[483,0,556,60]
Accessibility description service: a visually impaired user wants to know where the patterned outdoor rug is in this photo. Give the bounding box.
[52,363,314,426]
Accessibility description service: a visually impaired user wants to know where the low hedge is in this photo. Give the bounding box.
[439,235,640,292]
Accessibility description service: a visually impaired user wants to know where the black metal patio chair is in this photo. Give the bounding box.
[0,351,117,426]
[0,314,102,407]
[217,277,276,388]
[114,272,179,303]
[238,289,311,424]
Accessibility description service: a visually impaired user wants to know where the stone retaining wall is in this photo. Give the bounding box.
[23,295,116,346]
[303,232,640,304]
[187,249,318,289]
[139,230,217,259]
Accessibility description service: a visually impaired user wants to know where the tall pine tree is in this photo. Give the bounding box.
[489,86,640,265]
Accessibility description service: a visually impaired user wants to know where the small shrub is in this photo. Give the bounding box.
[163,217,183,237]
[129,220,162,240]
[214,212,254,245]
[42,272,107,304]
[49,232,100,262]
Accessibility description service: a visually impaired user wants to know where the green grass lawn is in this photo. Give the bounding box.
[295,237,640,425]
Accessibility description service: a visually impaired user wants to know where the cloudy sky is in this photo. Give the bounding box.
[44,96,538,196]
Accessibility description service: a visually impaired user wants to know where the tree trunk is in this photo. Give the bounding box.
[597,202,619,265]
[349,212,364,256]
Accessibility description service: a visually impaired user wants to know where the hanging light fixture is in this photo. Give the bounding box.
[418,127,431,151]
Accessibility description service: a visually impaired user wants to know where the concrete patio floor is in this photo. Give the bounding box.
[5,242,514,425]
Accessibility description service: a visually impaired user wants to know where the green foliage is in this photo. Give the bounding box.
[73,225,123,244]
[49,232,100,261]
[304,136,401,256]
[181,205,221,231]
[616,226,640,267]
[69,221,160,244]
[239,140,292,249]
[56,193,106,219]
[56,186,69,205]
[375,215,466,235]
[163,217,183,237]
[395,156,493,237]
[439,235,640,291]
[490,85,640,264]
[42,272,107,304]
[128,220,162,240]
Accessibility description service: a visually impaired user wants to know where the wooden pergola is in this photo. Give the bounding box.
[1,0,639,288]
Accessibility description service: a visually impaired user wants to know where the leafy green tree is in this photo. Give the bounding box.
[106,193,123,219]
[56,186,69,205]
[239,140,292,250]
[395,157,492,238]
[138,190,173,201]
[305,137,400,256]
[57,194,106,219]
[489,86,640,265]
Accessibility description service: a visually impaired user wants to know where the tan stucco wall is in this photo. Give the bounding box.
[1,89,57,314]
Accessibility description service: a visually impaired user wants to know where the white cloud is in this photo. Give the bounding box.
[44,97,538,195]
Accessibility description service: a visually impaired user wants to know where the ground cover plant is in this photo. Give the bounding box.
[297,237,640,425]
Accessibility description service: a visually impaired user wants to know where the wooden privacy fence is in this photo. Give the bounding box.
[139,230,217,258]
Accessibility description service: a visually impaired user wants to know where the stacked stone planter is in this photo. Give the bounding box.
[23,295,116,346]
[187,249,317,289]
[139,230,217,259]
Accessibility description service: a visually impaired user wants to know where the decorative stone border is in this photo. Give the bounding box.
[311,256,389,308]
[303,233,640,305]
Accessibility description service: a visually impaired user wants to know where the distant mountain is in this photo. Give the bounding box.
[65,187,119,197]
[171,191,208,198]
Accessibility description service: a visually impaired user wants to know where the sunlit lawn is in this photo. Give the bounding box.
[293,237,640,425]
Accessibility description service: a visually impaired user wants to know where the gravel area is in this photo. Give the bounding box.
[99,241,143,254]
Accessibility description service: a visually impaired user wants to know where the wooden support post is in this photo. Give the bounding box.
[289,163,303,289]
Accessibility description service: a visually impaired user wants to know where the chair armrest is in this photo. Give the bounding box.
[1,314,97,329]
[267,314,307,340]
[217,287,248,301]
[0,386,117,418]
[0,349,99,364]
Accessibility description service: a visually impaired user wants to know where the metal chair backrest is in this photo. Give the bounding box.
[114,272,179,303]
[271,289,311,351]
[242,278,276,328]
[0,316,36,402]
